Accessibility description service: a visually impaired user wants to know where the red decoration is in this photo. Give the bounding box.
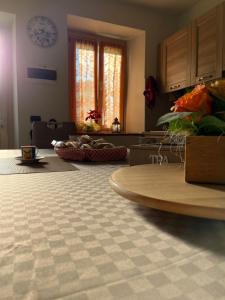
[143,76,158,108]
[85,110,101,122]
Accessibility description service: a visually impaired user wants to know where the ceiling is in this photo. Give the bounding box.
[68,15,145,40]
[118,0,201,14]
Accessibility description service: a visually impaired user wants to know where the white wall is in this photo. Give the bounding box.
[0,0,178,144]
[178,0,225,27]
[126,34,145,132]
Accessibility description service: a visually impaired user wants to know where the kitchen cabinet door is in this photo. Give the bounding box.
[160,25,192,93]
[223,3,225,70]
[191,6,223,85]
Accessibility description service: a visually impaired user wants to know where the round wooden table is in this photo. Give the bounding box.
[110,164,225,220]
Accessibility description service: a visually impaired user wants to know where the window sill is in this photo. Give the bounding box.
[73,131,144,136]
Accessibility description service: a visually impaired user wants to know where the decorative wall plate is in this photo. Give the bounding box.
[27,16,58,48]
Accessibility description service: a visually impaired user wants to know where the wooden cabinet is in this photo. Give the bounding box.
[223,3,225,70]
[191,6,223,85]
[160,26,192,93]
[159,4,223,93]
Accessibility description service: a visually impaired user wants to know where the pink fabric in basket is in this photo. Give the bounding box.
[55,147,127,161]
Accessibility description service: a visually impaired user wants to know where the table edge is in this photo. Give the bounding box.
[109,174,225,221]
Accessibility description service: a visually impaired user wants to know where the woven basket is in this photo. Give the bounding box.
[55,147,127,162]
[55,148,85,161]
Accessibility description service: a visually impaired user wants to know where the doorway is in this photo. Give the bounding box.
[0,12,16,149]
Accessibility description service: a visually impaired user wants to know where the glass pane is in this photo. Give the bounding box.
[75,41,96,123]
[102,46,122,129]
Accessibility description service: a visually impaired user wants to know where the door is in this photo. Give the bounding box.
[160,25,192,93]
[0,28,12,149]
[191,6,223,84]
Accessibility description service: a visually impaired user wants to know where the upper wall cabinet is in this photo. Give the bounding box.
[223,3,225,70]
[160,25,192,93]
[159,4,224,93]
[191,6,223,85]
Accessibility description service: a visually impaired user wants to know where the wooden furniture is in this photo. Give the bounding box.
[129,144,183,166]
[160,25,192,92]
[223,3,225,70]
[185,136,225,184]
[110,164,225,220]
[191,6,223,85]
[32,121,76,148]
[159,4,223,92]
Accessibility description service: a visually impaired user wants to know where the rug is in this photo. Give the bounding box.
[0,156,78,174]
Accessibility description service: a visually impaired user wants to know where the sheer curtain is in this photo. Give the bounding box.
[70,39,97,124]
[100,44,124,129]
[69,35,126,129]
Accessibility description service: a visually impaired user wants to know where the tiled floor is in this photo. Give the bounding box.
[0,163,225,299]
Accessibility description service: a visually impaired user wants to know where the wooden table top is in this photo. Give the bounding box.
[110,164,225,220]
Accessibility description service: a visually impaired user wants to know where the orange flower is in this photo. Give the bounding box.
[172,85,212,116]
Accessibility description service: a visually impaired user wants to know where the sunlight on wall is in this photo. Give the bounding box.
[0,32,2,83]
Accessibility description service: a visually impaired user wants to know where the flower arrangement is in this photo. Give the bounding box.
[77,110,101,132]
[157,80,225,136]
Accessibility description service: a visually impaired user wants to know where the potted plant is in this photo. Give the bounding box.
[157,80,225,184]
[77,110,101,132]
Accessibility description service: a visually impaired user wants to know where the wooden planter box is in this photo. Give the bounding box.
[185,136,225,184]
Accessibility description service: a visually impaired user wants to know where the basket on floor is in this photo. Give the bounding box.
[55,147,127,162]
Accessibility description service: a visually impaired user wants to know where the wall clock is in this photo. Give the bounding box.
[27,16,58,48]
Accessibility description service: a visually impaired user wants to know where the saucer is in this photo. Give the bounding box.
[15,156,45,164]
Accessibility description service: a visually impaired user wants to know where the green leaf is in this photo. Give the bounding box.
[168,118,198,136]
[198,115,225,135]
[211,96,225,114]
[157,112,193,126]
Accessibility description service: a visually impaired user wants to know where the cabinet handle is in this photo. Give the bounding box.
[170,84,181,90]
[198,75,213,82]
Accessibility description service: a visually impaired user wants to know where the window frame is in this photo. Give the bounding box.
[68,30,126,131]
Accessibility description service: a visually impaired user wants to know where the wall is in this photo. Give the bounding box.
[126,34,145,132]
[178,0,225,27]
[0,0,178,145]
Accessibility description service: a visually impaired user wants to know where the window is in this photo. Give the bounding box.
[69,33,126,130]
